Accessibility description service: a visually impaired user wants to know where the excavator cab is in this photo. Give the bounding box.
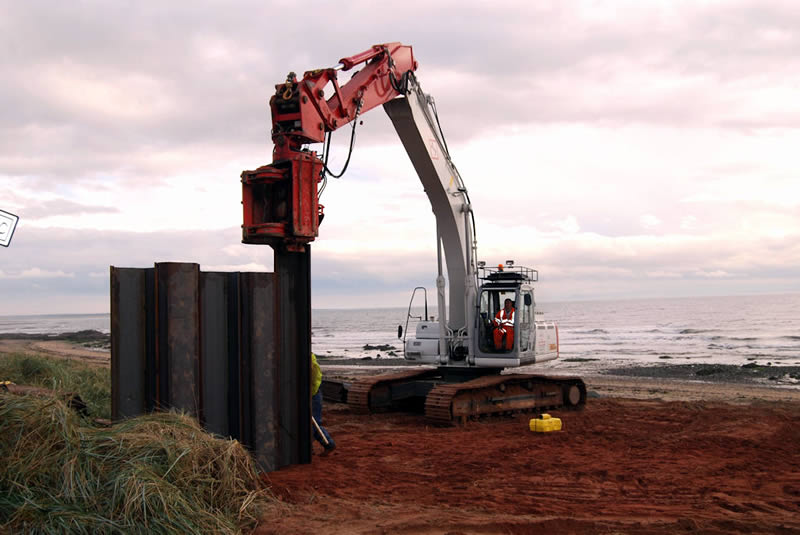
[473,264,557,367]
[477,289,519,353]
[476,287,536,361]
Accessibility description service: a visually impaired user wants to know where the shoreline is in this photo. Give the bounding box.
[3,334,799,403]
[0,334,112,366]
[0,329,110,342]
[317,354,800,385]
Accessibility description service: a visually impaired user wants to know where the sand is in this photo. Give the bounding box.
[0,338,111,366]
[259,392,800,534]
[4,338,799,533]
[258,369,800,534]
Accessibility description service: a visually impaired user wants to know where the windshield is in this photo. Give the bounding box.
[478,289,517,353]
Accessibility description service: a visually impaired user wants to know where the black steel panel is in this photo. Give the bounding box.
[145,268,156,411]
[110,267,146,420]
[238,276,254,450]
[156,262,201,416]
[110,262,305,473]
[241,272,279,471]
[200,272,230,436]
[275,248,312,467]
[155,265,169,407]
[226,272,241,439]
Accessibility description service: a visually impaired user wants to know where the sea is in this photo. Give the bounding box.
[2,294,798,373]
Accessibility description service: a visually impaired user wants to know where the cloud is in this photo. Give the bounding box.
[2,1,800,312]
[645,270,682,279]
[4,211,799,313]
[694,270,732,278]
[548,216,581,234]
[4,0,800,186]
[640,214,661,229]
[0,267,74,279]
[680,216,697,230]
[18,198,118,220]
[202,262,270,272]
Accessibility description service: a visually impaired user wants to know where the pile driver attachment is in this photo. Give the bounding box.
[240,43,416,252]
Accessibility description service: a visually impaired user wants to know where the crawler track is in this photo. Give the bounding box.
[347,369,439,413]
[343,369,586,425]
[425,374,586,425]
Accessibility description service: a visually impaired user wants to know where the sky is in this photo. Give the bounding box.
[1,0,799,315]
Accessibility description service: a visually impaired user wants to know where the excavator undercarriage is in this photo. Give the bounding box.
[324,368,586,425]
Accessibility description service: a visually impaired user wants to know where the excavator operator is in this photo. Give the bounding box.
[493,298,515,351]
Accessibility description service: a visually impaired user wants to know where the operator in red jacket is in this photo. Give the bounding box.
[493,298,515,351]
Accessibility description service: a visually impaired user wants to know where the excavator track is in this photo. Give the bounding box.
[424,374,586,426]
[347,368,440,413]
[343,369,586,425]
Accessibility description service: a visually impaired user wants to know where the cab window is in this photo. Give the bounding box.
[519,291,533,351]
[478,289,517,353]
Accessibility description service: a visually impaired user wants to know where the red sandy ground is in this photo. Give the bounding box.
[257,398,800,534]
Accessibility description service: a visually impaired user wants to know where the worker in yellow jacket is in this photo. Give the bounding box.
[311,352,336,452]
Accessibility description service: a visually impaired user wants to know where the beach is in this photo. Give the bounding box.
[260,395,800,534]
[2,334,799,533]
[0,337,111,366]
[262,364,800,534]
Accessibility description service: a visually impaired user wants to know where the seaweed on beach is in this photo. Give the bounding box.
[0,329,109,342]
[0,394,274,534]
[362,344,397,351]
[603,362,800,384]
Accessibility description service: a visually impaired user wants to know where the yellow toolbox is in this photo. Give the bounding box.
[529,413,562,433]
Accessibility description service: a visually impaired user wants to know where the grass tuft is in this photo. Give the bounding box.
[0,352,111,418]
[0,394,274,534]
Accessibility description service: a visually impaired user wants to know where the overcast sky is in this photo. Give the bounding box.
[2,0,799,315]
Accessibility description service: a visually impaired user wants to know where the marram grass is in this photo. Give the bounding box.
[0,394,275,534]
[0,352,111,419]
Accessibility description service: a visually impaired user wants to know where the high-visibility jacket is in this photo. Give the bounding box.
[311,352,322,396]
[494,308,515,332]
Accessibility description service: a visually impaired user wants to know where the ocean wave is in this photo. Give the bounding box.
[680,329,711,335]
[710,335,758,342]
[573,329,609,335]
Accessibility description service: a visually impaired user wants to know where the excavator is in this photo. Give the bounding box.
[241,42,586,425]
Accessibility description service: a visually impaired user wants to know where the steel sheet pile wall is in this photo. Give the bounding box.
[110,262,310,471]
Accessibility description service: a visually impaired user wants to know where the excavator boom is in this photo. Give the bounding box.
[384,77,477,363]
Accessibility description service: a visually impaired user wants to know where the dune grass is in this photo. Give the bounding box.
[0,352,111,419]
[0,350,277,533]
[0,394,274,534]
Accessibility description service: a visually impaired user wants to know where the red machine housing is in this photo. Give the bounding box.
[241,43,417,251]
[241,153,323,250]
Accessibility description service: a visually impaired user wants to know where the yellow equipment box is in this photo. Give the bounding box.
[529,413,562,432]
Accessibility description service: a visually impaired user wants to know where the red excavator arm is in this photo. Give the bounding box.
[241,43,417,251]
